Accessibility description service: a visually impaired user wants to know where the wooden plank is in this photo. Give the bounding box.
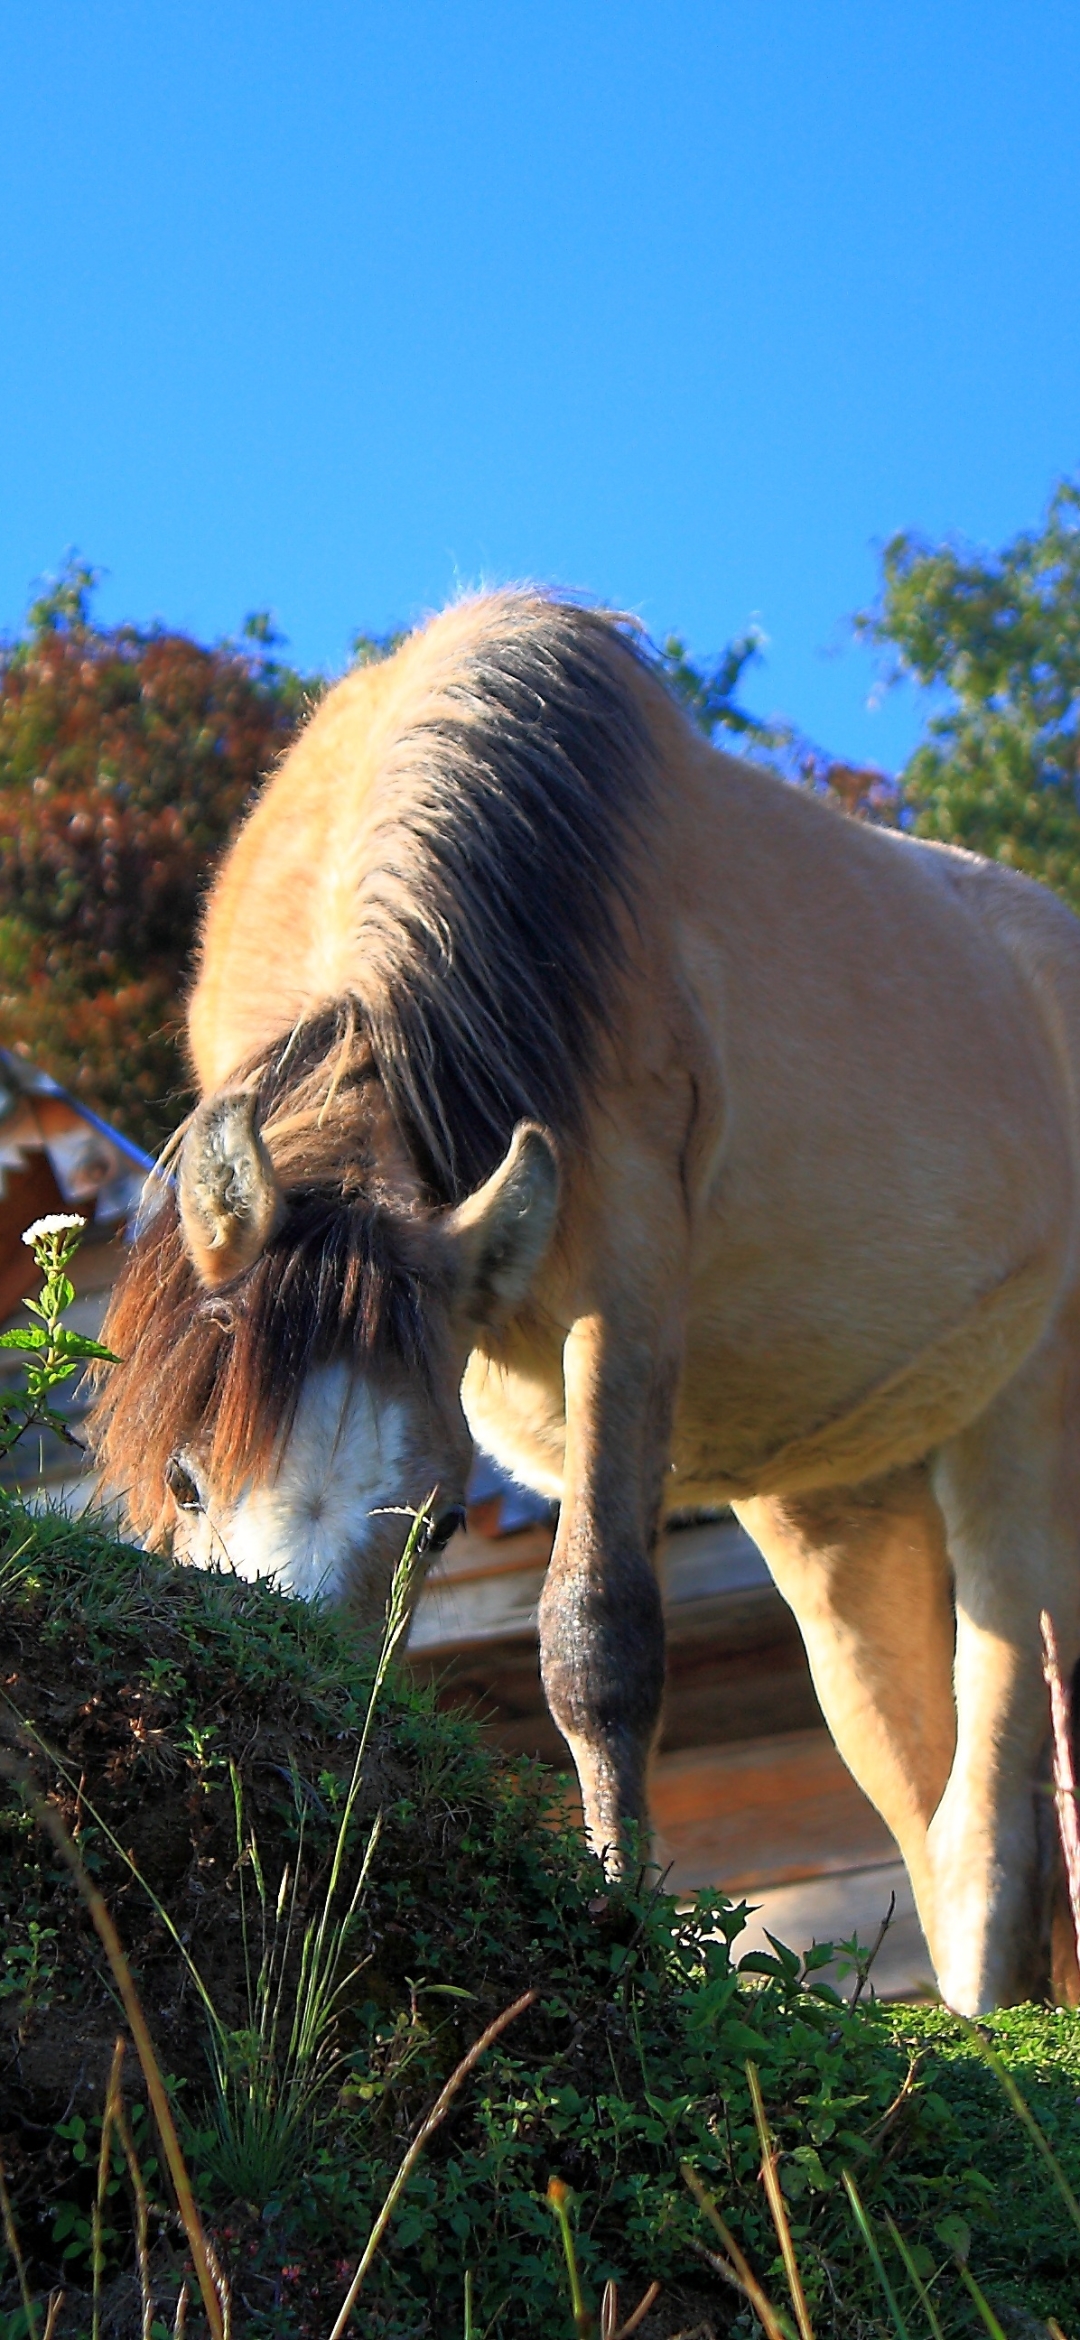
[408,1516,824,1756]
[647,1729,897,1893]
[0,1153,66,1320]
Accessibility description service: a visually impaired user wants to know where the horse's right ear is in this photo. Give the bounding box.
[178,1091,284,1288]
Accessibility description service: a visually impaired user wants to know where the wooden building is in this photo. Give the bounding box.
[0,1049,151,1499]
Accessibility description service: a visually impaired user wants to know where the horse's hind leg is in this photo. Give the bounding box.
[735,1467,957,1943]
[925,1319,1080,2013]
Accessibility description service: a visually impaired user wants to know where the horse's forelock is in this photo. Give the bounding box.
[90,1179,447,1537]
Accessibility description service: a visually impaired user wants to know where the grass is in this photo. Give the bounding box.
[2,1494,1080,2338]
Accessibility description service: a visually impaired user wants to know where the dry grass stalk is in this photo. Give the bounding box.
[41,2292,65,2340]
[0,2145,39,2340]
[680,2162,793,2340]
[93,2039,125,2340]
[746,2061,815,2340]
[110,2041,159,2340]
[328,1985,538,2340]
[600,2277,662,2338]
[1040,1608,1080,1968]
[0,1744,227,2340]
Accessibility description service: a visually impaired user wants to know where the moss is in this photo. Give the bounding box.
[2,1495,1079,2338]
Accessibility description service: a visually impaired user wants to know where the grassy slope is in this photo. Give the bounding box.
[2,1498,1080,2340]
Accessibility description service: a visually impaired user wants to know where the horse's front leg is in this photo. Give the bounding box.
[537,1310,678,1872]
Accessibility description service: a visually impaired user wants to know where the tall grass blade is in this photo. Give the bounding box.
[41,2294,64,2340]
[881,2212,946,2340]
[955,2261,1008,2340]
[3,1516,420,2218]
[328,1985,537,2340]
[0,1747,226,2340]
[841,2170,911,2340]
[955,2015,1080,2241]
[546,2178,593,2335]
[680,2161,795,2340]
[746,2060,815,2340]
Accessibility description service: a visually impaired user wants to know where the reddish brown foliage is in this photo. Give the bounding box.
[0,574,310,1148]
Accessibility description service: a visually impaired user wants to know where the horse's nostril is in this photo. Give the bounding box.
[423,1504,467,1554]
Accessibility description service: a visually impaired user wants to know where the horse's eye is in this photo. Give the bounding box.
[423,1504,466,1554]
[165,1455,203,1512]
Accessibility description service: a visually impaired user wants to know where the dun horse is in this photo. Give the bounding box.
[92,589,1080,2016]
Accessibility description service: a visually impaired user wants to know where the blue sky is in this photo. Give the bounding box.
[2,1,1078,770]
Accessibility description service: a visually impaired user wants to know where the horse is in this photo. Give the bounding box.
[90,587,1080,2016]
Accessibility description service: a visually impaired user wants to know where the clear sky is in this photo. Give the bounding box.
[2,1,1078,770]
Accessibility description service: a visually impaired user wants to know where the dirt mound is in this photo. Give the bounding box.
[3,1501,1080,2339]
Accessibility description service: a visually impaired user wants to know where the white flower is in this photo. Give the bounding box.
[21,1212,86,1246]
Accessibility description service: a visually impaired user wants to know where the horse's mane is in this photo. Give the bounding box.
[337,591,658,1201]
[91,594,661,1528]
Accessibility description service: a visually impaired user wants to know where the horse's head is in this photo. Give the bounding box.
[92,1095,558,1627]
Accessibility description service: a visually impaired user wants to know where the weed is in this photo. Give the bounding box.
[4,1493,1080,2332]
[0,1216,116,1465]
[195,1515,427,2206]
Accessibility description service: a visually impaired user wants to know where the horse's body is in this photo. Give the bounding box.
[94,591,1080,2014]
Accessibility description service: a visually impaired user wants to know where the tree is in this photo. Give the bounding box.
[656,624,785,754]
[858,479,1080,907]
[0,565,312,1150]
[658,624,902,823]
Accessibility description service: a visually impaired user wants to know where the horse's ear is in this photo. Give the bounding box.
[178,1091,284,1288]
[444,1124,559,1325]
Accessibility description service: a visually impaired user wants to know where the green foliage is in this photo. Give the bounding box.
[350,626,409,668]
[859,477,1080,907]
[194,1522,427,2209]
[3,1503,1080,2335]
[656,624,794,758]
[0,561,313,1149]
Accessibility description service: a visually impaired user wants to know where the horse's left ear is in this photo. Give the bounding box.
[178,1090,284,1288]
[444,1124,559,1325]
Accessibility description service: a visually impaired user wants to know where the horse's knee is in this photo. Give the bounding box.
[538,1533,665,1864]
[538,1535,665,1748]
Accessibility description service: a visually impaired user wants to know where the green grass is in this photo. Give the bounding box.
[2,1492,1080,2339]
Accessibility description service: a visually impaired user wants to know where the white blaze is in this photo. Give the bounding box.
[191,1362,411,1601]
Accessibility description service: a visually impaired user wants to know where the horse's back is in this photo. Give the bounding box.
[654,779,1080,1497]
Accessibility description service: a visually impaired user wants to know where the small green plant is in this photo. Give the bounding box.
[6,1499,1080,2334]
[0,1214,117,1462]
[193,1513,429,2206]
